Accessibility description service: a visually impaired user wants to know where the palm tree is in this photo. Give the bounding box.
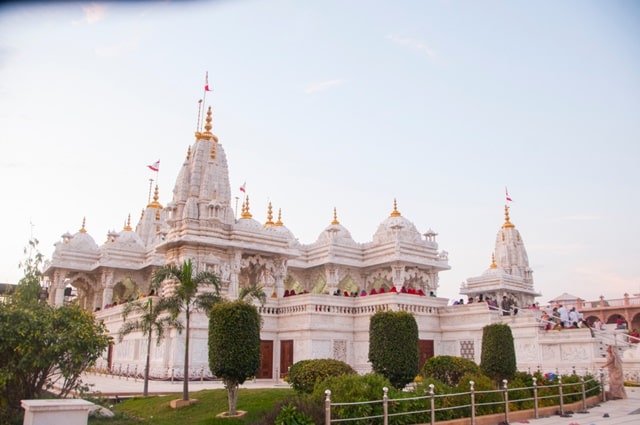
[151,259,221,402]
[119,296,183,396]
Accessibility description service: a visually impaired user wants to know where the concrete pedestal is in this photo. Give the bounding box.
[21,399,94,425]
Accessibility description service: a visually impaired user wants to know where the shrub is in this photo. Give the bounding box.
[313,372,397,423]
[289,359,356,394]
[456,373,503,416]
[480,323,516,383]
[414,377,459,421]
[369,310,419,389]
[421,355,482,386]
[254,397,324,425]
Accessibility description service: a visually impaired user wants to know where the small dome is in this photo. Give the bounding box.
[235,217,264,232]
[110,229,145,251]
[373,215,422,244]
[315,223,357,246]
[67,231,99,252]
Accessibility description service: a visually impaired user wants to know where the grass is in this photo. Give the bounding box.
[88,388,296,425]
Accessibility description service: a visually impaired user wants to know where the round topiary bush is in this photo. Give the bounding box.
[288,359,356,394]
[421,355,482,386]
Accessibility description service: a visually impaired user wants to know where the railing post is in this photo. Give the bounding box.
[429,383,435,425]
[532,377,539,419]
[383,387,389,425]
[503,379,509,425]
[580,376,587,412]
[324,390,331,425]
[558,376,564,416]
[599,368,606,402]
[470,380,476,425]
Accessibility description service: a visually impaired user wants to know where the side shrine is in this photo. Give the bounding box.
[43,104,622,381]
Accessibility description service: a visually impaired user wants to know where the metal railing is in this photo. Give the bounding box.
[324,375,602,425]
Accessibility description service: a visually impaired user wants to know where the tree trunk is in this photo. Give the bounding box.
[144,330,151,397]
[225,379,238,416]
[183,308,190,401]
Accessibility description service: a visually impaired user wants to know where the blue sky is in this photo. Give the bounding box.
[0,0,638,303]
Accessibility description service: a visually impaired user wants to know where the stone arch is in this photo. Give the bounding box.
[310,275,327,294]
[338,275,358,296]
[584,315,600,327]
[112,277,140,303]
[284,274,304,295]
[67,274,96,311]
[605,313,625,325]
[630,312,640,333]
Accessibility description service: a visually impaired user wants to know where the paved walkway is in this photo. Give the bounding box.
[82,373,639,424]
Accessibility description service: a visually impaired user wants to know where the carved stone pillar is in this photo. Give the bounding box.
[101,270,114,307]
[392,265,405,292]
[273,258,286,298]
[229,252,241,299]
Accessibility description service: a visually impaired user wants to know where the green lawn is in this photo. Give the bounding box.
[89,388,296,425]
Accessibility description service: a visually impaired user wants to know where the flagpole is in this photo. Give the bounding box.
[147,179,154,204]
[235,196,239,222]
[196,99,203,133]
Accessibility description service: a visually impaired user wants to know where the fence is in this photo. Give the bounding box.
[324,374,603,425]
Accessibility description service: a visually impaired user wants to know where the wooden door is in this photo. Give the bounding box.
[419,339,434,370]
[258,340,273,379]
[280,340,294,378]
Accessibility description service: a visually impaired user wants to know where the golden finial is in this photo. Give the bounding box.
[79,217,87,233]
[155,209,161,221]
[147,185,163,209]
[195,107,219,142]
[275,208,284,226]
[186,145,191,160]
[331,207,340,225]
[490,253,497,269]
[211,143,216,159]
[501,205,515,228]
[241,196,253,219]
[124,214,132,231]
[389,198,401,217]
[264,202,275,227]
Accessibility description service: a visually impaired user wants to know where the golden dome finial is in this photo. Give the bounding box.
[147,185,163,209]
[490,253,497,268]
[186,145,191,160]
[79,217,87,233]
[390,198,401,217]
[241,196,253,219]
[195,106,219,142]
[264,202,275,227]
[331,207,340,225]
[275,208,284,226]
[124,214,132,231]
[502,205,515,228]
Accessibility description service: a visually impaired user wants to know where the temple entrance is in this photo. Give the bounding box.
[419,339,434,370]
[280,340,294,378]
[258,340,273,379]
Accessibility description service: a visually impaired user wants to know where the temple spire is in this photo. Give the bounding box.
[124,214,132,231]
[490,252,497,268]
[241,196,253,219]
[502,205,515,229]
[195,106,218,142]
[79,217,87,233]
[389,198,401,217]
[147,185,163,209]
[264,202,275,227]
[275,208,284,226]
[331,207,340,225]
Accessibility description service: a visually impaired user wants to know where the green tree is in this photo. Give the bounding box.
[480,323,516,383]
[119,296,183,396]
[208,300,261,416]
[0,239,110,423]
[151,259,221,402]
[368,310,419,389]
[421,355,481,386]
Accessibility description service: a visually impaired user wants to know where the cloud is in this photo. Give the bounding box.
[81,3,108,24]
[386,34,438,61]
[304,79,346,94]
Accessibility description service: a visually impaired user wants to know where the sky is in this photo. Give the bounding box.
[0,0,638,304]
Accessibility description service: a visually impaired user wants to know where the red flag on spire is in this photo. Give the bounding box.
[505,186,513,202]
[148,160,160,172]
[205,72,212,92]
[239,182,246,193]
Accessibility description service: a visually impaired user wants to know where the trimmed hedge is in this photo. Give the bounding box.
[288,358,356,394]
[421,355,482,386]
[369,310,419,389]
[480,323,516,383]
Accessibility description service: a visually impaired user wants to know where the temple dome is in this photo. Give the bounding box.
[315,222,357,245]
[67,230,99,252]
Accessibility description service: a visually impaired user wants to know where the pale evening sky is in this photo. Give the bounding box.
[0,0,638,303]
